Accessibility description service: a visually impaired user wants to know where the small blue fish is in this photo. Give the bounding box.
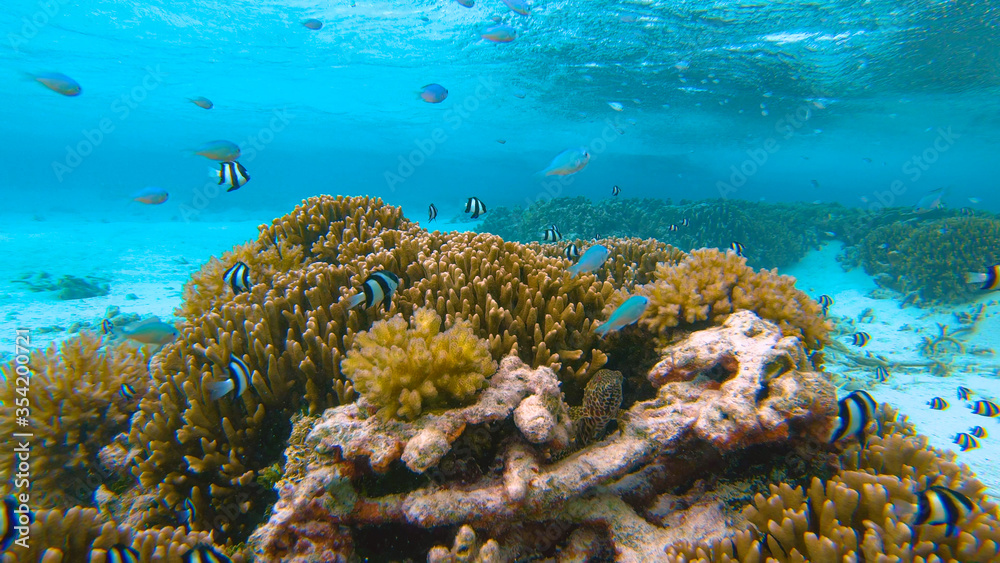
[501,0,530,15]
[595,295,649,336]
[31,72,82,96]
[419,83,448,103]
[122,318,180,346]
[537,147,590,176]
[302,18,323,30]
[567,245,609,277]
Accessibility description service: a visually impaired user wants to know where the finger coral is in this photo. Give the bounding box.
[620,248,829,349]
[342,308,497,421]
[0,333,149,510]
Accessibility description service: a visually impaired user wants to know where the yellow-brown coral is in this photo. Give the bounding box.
[0,333,149,509]
[342,308,497,420]
[619,248,829,349]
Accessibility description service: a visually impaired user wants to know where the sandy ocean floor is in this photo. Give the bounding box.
[2,220,998,494]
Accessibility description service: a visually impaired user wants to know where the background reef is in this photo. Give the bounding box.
[2,196,997,562]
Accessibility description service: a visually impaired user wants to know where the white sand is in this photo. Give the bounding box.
[2,222,996,494]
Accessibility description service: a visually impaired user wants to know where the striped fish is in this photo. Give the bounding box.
[1,496,22,550]
[850,332,871,347]
[346,271,400,311]
[207,356,252,401]
[543,225,562,242]
[829,390,878,442]
[927,397,949,410]
[966,264,1000,291]
[914,486,974,537]
[957,386,973,401]
[611,185,621,196]
[667,224,678,232]
[953,432,980,452]
[428,203,438,222]
[680,218,689,227]
[969,399,1000,417]
[181,543,233,563]
[465,197,487,219]
[969,426,988,438]
[120,383,136,401]
[817,294,833,314]
[213,162,250,192]
[102,318,115,335]
[874,366,889,382]
[222,261,252,294]
[730,242,745,257]
[179,498,196,525]
[563,243,580,260]
[105,543,141,563]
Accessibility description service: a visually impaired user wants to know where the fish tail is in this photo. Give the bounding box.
[207,378,235,401]
[966,272,986,284]
[594,321,610,336]
[346,293,366,309]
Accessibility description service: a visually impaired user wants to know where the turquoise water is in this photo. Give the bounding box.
[6,1,1000,561]
[3,0,998,220]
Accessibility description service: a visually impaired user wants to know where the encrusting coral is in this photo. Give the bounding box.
[342,308,496,421]
[613,247,829,349]
[0,333,149,510]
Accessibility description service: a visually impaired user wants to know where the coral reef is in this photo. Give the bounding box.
[342,308,496,421]
[858,215,1000,303]
[478,196,863,269]
[427,525,501,563]
[0,505,237,563]
[248,311,836,560]
[0,333,149,509]
[618,248,829,349]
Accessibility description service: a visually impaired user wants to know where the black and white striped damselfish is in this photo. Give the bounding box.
[957,386,973,401]
[817,294,833,314]
[428,203,438,222]
[611,185,621,196]
[829,390,878,442]
[967,264,1000,290]
[179,498,196,525]
[874,366,889,382]
[969,426,988,438]
[346,271,399,311]
[104,543,141,563]
[222,261,252,294]
[465,197,487,219]
[181,543,233,563]
[952,432,980,452]
[927,397,949,410]
[564,243,580,260]
[730,242,745,257]
[543,224,562,242]
[120,383,136,401]
[211,162,250,192]
[680,218,689,227]
[969,399,1000,417]
[207,356,253,401]
[667,224,678,232]
[850,332,871,347]
[101,318,115,335]
[913,486,975,537]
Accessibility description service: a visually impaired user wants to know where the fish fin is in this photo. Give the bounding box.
[966,273,986,284]
[208,167,221,179]
[594,322,610,336]
[891,498,916,522]
[207,378,235,401]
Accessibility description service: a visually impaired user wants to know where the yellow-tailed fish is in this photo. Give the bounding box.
[192,140,240,162]
[121,318,180,346]
[482,25,517,43]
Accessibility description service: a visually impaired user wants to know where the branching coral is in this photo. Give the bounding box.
[614,248,829,349]
[342,308,497,421]
[0,505,234,563]
[0,333,149,509]
[859,216,1000,303]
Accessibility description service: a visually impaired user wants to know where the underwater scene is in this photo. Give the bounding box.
[4,0,1000,561]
